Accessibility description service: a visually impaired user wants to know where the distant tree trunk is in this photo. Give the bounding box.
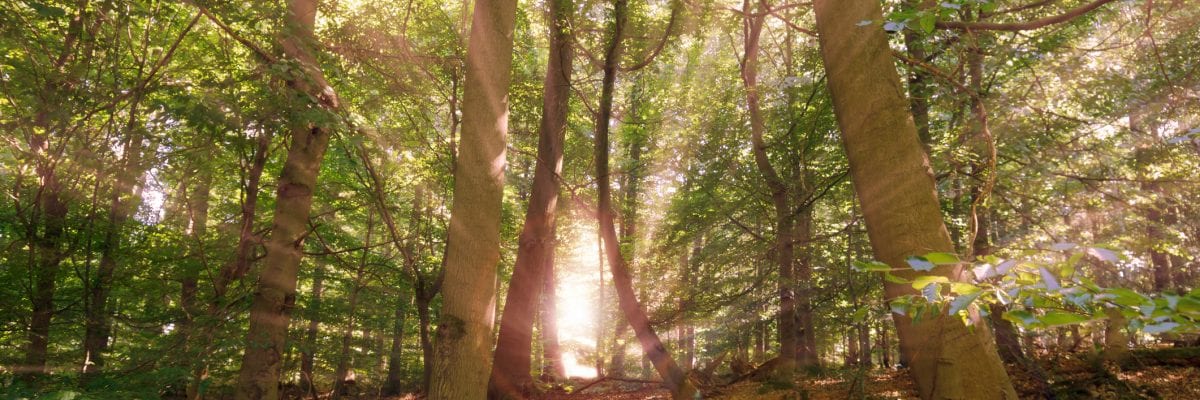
[540,252,566,381]
[1103,307,1129,363]
[489,0,572,394]
[858,324,872,367]
[416,294,435,391]
[300,264,326,397]
[813,1,1017,398]
[85,101,148,375]
[593,2,697,398]
[880,321,891,368]
[188,128,271,400]
[795,209,818,367]
[334,214,372,399]
[177,169,212,355]
[428,0,518,396]
[739,0,797,378]
[383,295,411,396]
[595,229,607,377]
[234,0,342,397]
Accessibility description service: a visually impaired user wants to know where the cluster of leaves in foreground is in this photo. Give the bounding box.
[853,245,1200,335]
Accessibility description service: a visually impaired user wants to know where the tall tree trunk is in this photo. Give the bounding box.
[300,264,326,397]
[383,295,412,396]
[593,1,697,397]
[428,0,518,396]
[177,169,212,362]
[234,0,342,396]
[21,0,92,379]
[812,1,1017,398]
[858,324,872,367]
[541,249,566,381]
[334,214,372,399]
[188,128,271,400]
[489,0,573,394]
[739,0,799,378]
[84,97,148,375]
[416,294,435,392]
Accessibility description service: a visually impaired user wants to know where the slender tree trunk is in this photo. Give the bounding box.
[383,295,412,396]
[188,128,271,400]
[858,324,872,367]
[416,294,434,392]
[540,249,566,381]
[428,0,518,396]
[21,0,92,379]
[300,264,326,397]
[593,2,696,397]
[84,101,148,375]
[334,214,372,399]
[739,0,798,378]
[489,0,572,395]
[813,1,1017,398]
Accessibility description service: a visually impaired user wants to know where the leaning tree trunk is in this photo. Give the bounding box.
[812,1,1017,399]
[489,0,573,395]
[428,0,518,397]
[592,1,697,397]
[234,0,342,397]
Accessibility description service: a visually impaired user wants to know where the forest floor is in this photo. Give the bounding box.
[375,354,1200,400]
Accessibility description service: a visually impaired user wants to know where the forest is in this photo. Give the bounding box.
[1,0,1199,399]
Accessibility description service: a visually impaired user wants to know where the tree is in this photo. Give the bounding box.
[427,0,519,397]
[234,0,344,397]
[489,0,574,396]
[812,0,1018,398]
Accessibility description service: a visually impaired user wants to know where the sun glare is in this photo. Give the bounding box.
[555,222,603,378]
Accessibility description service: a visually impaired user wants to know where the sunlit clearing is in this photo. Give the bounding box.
[555,219,603,377]
[561,351,597,379]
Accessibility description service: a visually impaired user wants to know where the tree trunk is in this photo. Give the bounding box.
[84,51,153,374]
[489,0,572,394]
[739,0,797,378]
[428,0,518,396]
[188,128,271,400]
[383,295,411,396]
[300,264,326,397]
[859,324,872,367]
[812,1,1018,398]
[234,0,341,395]
[541,250,566,381]
[334,215,372,399]
[593,2,697,397]
[416,295,435,392]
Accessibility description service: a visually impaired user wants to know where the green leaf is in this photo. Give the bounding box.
[1039,311,1089,327]
[918,12,937,33]
[851,307,869,323]
[1004,309,1038,326]
[853,260,892,272]
[949,281,981,295]
[883,272,911,284]
[924,252,960,265]
[911,275,949,291]
[949,292,982,315]
[26,1,67,18]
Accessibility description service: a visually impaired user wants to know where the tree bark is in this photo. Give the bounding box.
[234,0,342,396]
[428,0,518,396]
[812,1,1018,398]
[489,0,572,394]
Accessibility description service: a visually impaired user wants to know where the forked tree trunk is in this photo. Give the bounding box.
[812,1,1017,398]
[489,0,573,395]
[234,0,342,397]
[593,2,697,398]
[428,0,518,396]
